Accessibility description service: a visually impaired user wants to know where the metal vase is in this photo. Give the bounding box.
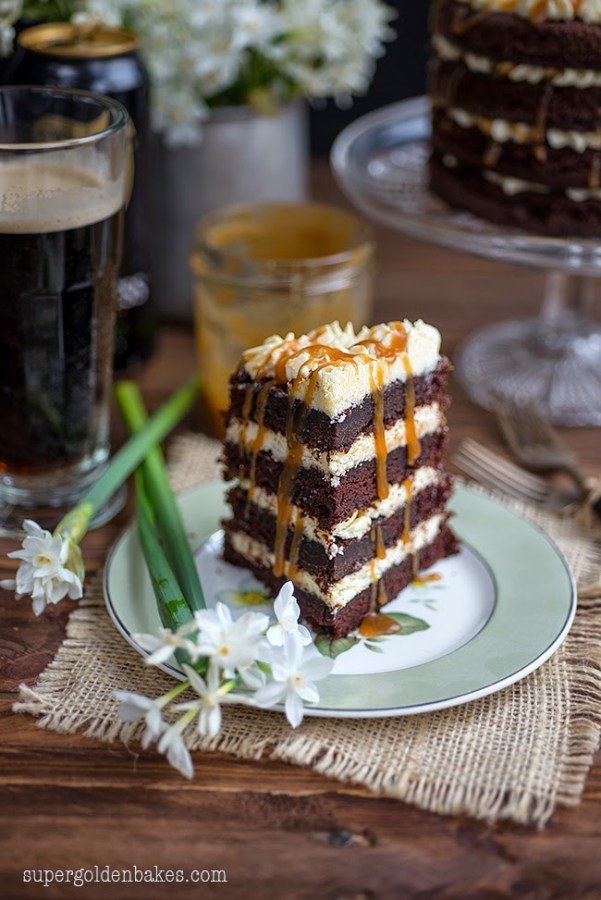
[150,100,309,321]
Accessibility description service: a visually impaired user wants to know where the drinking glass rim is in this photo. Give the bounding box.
[192,200,374,285]
[0,85,128,151]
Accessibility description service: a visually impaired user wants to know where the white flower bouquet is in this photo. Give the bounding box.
[21,0,396,143]
[4,378,334,779]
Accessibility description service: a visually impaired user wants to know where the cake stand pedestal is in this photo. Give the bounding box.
[331,96,601,427]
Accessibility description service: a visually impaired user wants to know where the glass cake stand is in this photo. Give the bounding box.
[331,96,601,426]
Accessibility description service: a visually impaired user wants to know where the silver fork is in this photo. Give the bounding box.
[495,399,601,519]
[496,400,591,492]
[452,438,578,509]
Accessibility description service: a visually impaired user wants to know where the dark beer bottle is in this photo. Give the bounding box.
[9,21,155,371]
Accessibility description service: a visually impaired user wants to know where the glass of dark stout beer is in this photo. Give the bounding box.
[0,86,129,534]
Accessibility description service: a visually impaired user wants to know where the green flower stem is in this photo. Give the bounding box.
[135,472,207,676]
[56,376,199,544]
[116,380,206,612]
[173,707,198,734]
[157,681,190,709]
[218,680,237,696]
[135,472,193,636]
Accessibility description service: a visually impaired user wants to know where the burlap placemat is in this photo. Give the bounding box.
[15,434,601,827]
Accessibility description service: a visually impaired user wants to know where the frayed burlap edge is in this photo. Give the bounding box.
[13,434,601,828]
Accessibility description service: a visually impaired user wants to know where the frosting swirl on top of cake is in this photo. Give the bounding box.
[455,0,601,22]
[241,320,442,418]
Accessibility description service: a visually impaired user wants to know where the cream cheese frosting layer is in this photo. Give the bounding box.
[483,168,601,199]
[226,403,443,481]
[239,466,442,558]
[439,155,601,198]
[445,106,601,152]
[241,319,442,419]
[432,34,601,87]
[228,514,444,610]
[455,0,601,23]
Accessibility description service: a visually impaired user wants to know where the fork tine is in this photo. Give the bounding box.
[455,447,550,499]
[460,438,542,484]
[453,448,549,502]
[458,439,550,496]
[453,454,545,503]
[454,461,543,502]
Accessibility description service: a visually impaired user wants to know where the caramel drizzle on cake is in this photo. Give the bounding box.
[355,321,413,500]
[359,611,401,638]
[269,324,422,587]
[368,360,390,501]
[272,343,362,579]
[402,474,414,545]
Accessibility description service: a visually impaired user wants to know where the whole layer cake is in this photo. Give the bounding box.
[221,320,459,638]
[429,0,601,235]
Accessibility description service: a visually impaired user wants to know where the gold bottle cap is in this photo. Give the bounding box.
[18,21,139,59]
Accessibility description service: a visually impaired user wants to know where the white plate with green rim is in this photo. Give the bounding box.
[103,481,576,718]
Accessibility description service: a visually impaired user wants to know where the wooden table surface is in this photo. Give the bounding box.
[1,163,600,900]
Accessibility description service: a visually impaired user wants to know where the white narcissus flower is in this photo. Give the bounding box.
[0,519,84,616]
[266,581,312,647]
[113,691,167,749]
[193,602,269,677]
[157,723,195,779]
[254,633,334,727]
[134,624,198,666]
[238,662,268,691]
[175,663,243,738]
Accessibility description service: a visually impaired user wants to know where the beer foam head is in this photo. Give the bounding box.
[0,154,124,234]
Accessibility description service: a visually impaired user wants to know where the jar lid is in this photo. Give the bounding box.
[18,22,139,59]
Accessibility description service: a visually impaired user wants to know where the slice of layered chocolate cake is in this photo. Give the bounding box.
[429,0,601,235]
[222,321,459,638]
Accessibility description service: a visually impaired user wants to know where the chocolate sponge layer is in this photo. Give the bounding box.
[224,475,453,586]
[430,153,601,237]
[227,358,451,454]
[223,428,449,529]
[430,59,601,137]
[431,110,596,189]
[223,523,460,638]
[433,0,601,68]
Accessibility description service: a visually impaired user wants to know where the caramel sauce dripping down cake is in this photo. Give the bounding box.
[222,320,459,639]
[428,0,601,237]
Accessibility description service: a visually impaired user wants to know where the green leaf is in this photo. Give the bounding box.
[365,642,385,654]
[116,380,205,612]
[385,613,430,634]
[315,634,360,659]
[135,472,203,673]
[56,376,198,543]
